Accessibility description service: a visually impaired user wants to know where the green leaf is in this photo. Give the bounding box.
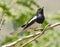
[41,20,48,28]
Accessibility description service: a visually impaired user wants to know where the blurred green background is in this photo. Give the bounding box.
[0,0,60,47]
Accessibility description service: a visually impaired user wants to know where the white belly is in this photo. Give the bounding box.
[27,22,40,30]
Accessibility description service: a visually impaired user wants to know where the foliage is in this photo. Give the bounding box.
[0,0,60,47]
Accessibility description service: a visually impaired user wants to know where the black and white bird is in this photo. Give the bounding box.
[21,7,45,30]
[10,7,45,35]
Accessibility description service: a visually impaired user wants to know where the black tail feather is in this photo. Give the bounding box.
[21,24,26,27]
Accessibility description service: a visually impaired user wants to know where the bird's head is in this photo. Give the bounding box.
[37,7,44,14]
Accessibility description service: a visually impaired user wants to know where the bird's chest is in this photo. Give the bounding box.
[37,16,44,23]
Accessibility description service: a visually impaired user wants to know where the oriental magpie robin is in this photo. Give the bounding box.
[10,7,45,35]
[22,7,44,30]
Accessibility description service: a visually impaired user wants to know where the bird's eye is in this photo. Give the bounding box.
[37,8,43,13]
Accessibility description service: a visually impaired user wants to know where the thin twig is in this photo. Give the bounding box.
[21,22,60,47]
[2,31,42,47]
[2,22,60,47]
[20,24,51,47]
[0,12,5,30]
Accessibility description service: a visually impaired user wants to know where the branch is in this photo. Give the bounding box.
[0,12,5,30]
[1,31,43,47]
[21,22,60,47]
[2,22,60,47]
[20,24,51,47]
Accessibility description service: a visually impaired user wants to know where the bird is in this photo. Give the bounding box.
[21,7,45,30]
[10,7,45,35]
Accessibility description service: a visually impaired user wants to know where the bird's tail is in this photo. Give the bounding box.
[10,27,24,35]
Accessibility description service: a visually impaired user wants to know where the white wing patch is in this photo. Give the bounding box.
[28,16,37,23]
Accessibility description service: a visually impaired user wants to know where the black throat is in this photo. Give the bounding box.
[36,8,45,24]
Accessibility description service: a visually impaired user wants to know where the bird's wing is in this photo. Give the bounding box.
[21,16,37,29]
[28,16,37,23]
